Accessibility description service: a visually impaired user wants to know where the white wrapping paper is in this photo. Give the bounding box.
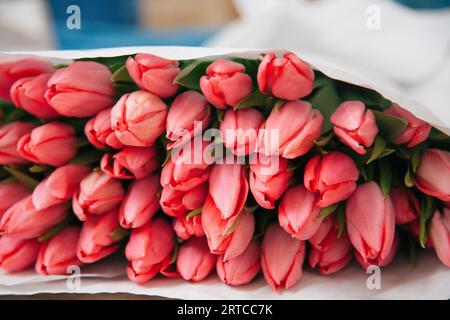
[0,46,449,299]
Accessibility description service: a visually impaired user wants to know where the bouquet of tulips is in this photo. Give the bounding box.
[0,49,448,292]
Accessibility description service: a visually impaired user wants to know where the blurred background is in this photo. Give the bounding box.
[0,0,449,124]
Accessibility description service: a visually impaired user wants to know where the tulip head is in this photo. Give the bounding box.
[199,59,252,109]
[84,108,124,150]
[429,208,450,267]
[160,183,208,218]
[173,214,205,240]
[415,149,450,202]
[0,121,36,165]
[126,53,180,98]
[390,185,420,225]
[330,101,378,155]
[0,236,40,273]
[0,181,31,218]
[257,52,314,100]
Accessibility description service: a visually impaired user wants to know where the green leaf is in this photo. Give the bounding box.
[367,136,387,164]
[110,226,130,242]
[337,204,346,238]
[314,132,334,147]
[337,83,391,110]
[186,207,203,220]
[404,166,415,187]
[3,166,39,189]
[313,71,332,89]
[428,127,450,149]
[318,203,339,220]
[234,90,267,110]
[29,164,51,173]
[77,55,130,73]
[379,158,392,197]
[410,145,424,173]
[174,59,213,91]
[224,213,243,236]
[4,108,28,123]
[419,195,435,248]
[373,111,408,143]
[229,57,260,83]
[112,65,133,82]
[308,83,342,133]
[68,149,103,165]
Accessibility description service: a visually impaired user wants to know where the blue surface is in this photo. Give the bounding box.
[395,0,450,8]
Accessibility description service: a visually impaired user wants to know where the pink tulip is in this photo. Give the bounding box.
[101,146,159,180]
[160,140,211,191]
[304,151,359,208]
[390,185,420,225]
[32,164,91,210]
[160,183,208,218]
[208,163,249,221]
[45,61,114,117]
[111,90,168,147]
[0,57,54,102]
[429,208,450,267]
[330,101,378,155]
[17,122,77,166]
[0,236,40,273]
[0,121,36,165]
[72,171,125,221]
[258,100,323,159]
[126,53,180,98]
[176,237,217,281]
[415,149,450,201]
[250,154,292,209]
[355,234,399,269]
[77,209,122,263]
[346,182,395,265]
[0,181,31,218]
[166,91,211,149]
[0,195,68,240]
[119,175,161,229]
[199,59,252,109]
[220,108,264,156]
[84,108,124,150]
[308,217,352,275]
[125,218,174,284]
[257,52,314,101]
[279,185,322,240]
[384,103,431,148]
[173,214,205,240]
[35,226,84,275]
[10,73,59,118]
[202,196,255,261]
[216,240,261,286]
[261,223,305,291]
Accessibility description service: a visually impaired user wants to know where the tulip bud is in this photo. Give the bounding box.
[220,108,264,156]
[0,181,31,219]
[17,122,77,166]
[111,90,168,147]
[0,195,68,240]
[199,59,252,109]
[304,152,359,208]
[101,146,159,180]
[383,103,431,148]
[119,175,161,229]
[390,185,420,225]
[72,171,125,221]
[279,185,322,240]
[84,108,124,150]
[257,52,314,101]
[160,183,208,218]
[45,61,114,117]
[10,73,59,118]
[217,240,261,286]
[261,223,305,291]
[0,57,54,102]
[428,208,450,267]
[330,101,378,155]
[308,217,352,275]
[258,100,323,159]
[125,218,175,284]
[250,154,292,209]
[0,236,40,273]
[77,209,122,263]
[202,196,255,261]
[355,234,399,269]
[161,140,211,191]
[415,149,450,202]
[176,237,217,281]
[166,91,211,149]
[208,163,248,221]
[32,164,91,210]
[0,121,36,165]
[35,226,84,275]
[346,182,395,265]
[173,214,205,240]
[126,53,180,98]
